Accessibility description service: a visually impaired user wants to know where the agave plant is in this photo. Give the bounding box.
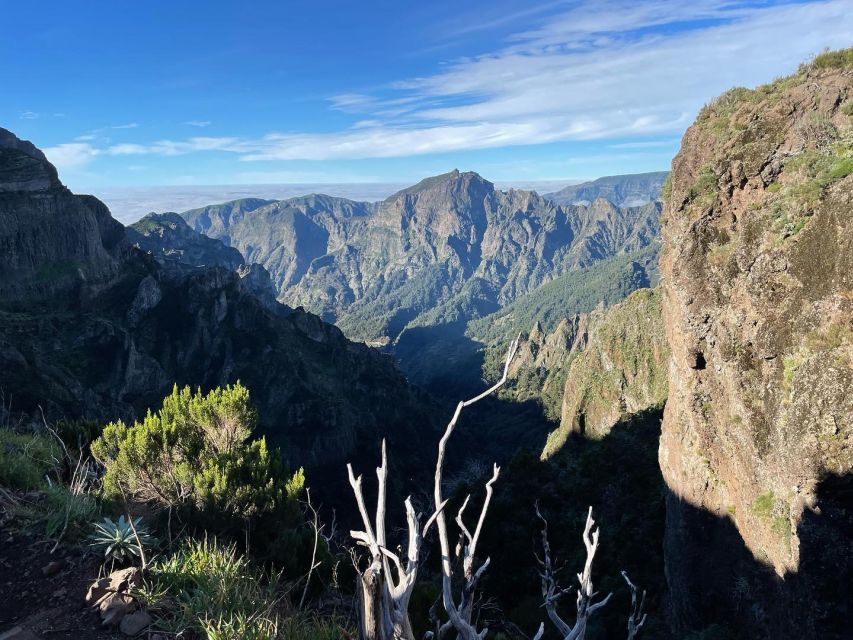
[89,515,154,563]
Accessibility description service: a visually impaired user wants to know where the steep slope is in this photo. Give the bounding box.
[545,171,669,207]
[466,243,658,345]
[0,128,437,490]
[0,127,128,308]
[182,171,661,345]
[660,52,853,637]
[126,211,280,307]
[127,212,244,270]
[541,287,668,456]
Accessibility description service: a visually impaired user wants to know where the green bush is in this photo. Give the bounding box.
[0,428,62,490]
[91,383,299,520]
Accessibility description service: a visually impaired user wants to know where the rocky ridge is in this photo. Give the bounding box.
[182,170,662,345]
[545,170,669,207]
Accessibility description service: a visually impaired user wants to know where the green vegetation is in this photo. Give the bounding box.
[751,492,775,519]
[752,491,791,548]
[91,383,299,520]
[687,165,719,209]
[138,537,282,638]
[0,429,62,490]
[90,515,155,563]
[661,173,673,202]
[808,47,853,71]
[43,484,99,539]
[468,246,658,344]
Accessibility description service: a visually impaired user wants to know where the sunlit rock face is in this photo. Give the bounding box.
[659,58,853,637]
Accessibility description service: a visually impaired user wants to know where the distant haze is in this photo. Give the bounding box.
[86,180,581,224]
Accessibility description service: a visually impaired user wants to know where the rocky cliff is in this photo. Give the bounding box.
[0,127,129,307]
[541,287,668,456]
[0,128,438,493]
[127,212,245,271]
[660,50,853,638]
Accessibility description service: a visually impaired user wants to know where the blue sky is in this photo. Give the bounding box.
[2,0,852,190]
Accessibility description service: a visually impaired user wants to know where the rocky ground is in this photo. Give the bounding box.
[0,493,157,640]
[0,525,114,639]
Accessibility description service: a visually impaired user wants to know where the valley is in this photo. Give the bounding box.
[1,38,852,640]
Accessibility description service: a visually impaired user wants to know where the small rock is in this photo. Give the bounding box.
[51,587,67,600]
[120,610,152,636]
[41,560,64,576]
[85,576,111,605]
[100,593,136,626]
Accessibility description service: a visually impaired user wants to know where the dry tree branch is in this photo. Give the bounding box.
[299,487,324,610]
[622,571,647,640]
[346,334,519,640]
[535,504,612,640]
[432,334,521,640]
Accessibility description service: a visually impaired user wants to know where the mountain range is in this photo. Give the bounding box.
[544,170,669,207]
[0,127,438,495]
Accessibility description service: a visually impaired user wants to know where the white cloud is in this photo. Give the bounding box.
[42,1,853,165]
[43,143,101,169]
[185,120,212,127]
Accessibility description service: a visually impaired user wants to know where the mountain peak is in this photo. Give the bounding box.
[387,169,492,200]
[0,127,61,192]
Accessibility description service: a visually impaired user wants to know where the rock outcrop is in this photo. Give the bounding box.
[127,212,244,271]
[541,287,668,457]
[0,127,128,307]
[660,51,853,638]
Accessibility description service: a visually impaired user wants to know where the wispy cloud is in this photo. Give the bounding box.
[185,120,212,127]
[43,0,853,168]
[20,111,65,119]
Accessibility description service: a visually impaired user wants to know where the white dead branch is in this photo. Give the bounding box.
[534,504,612,640]
[347,335,520,640]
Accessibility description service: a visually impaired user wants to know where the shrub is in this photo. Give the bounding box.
[91,383,298,521]
[0,429,62,490]
[751,491,775,519]
[810,47,853,71]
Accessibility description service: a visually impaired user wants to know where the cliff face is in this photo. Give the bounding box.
[127,212,245,271]
[0,127,128,307]
[0,129,438,492]
[542,287,668,457]
[660,53,853,637]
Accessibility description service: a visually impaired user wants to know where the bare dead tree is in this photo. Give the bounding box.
[429,334,521,640]
[533,504,612,640]
[622,571,647,640]
[347,335,520,640]
[348,439,446,640]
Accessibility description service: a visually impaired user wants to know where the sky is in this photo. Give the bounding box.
[2,0,852,195]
